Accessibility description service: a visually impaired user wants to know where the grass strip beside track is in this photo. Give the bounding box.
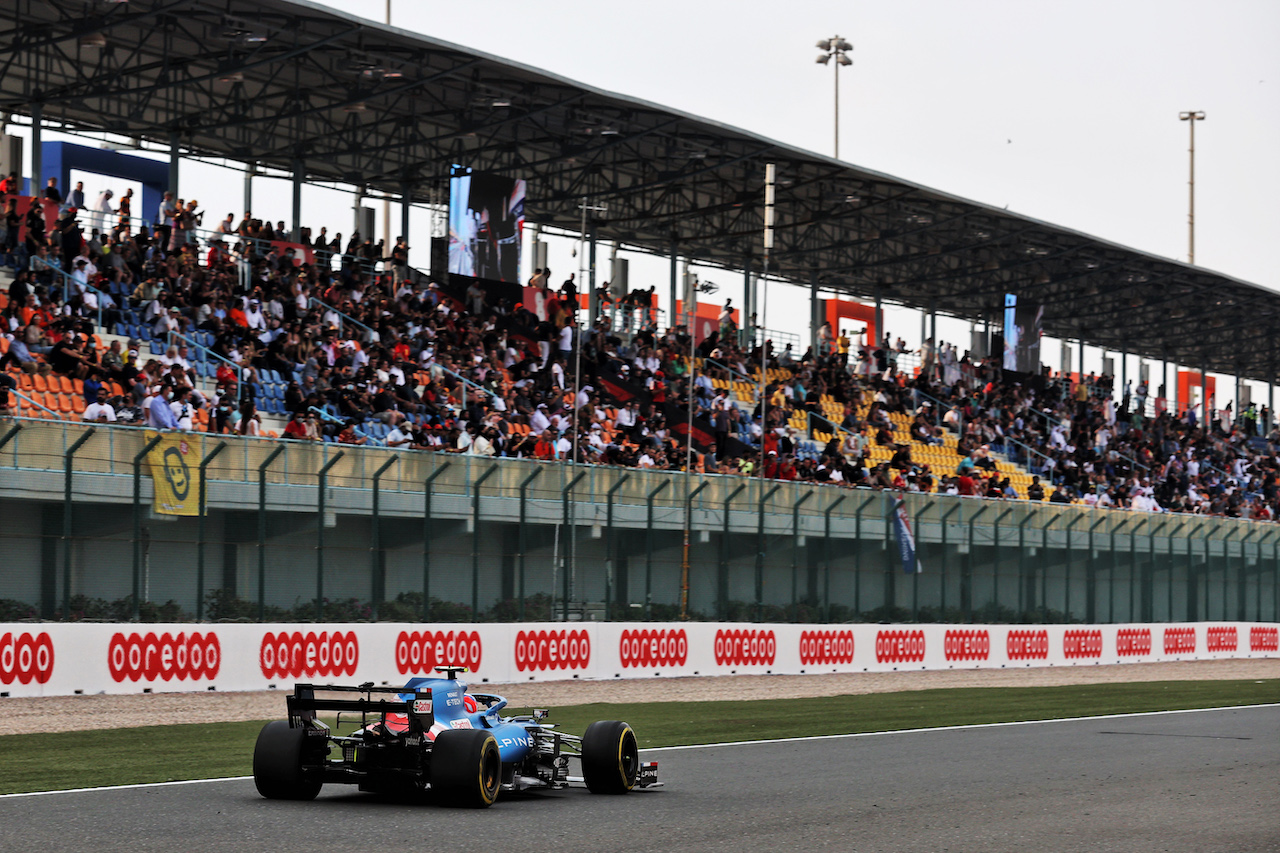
[3,679,1277,795]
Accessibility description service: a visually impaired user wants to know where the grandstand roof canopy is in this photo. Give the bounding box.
[3,0,1277,382]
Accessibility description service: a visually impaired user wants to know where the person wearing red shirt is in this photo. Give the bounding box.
[956,473,976,496]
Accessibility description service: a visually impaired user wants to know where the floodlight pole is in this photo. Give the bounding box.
[575,198,606,469]
[815,36,853,159]
[760,163,775,481]
[1179,111,1205,264]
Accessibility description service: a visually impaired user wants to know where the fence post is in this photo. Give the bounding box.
[682,480,710,621]
[1087,514,1108,622]
[991,507,1015,619]
[916,499,936,617]
[129,431,159,621]
[938,502,961,619]
[1017,513,1036,622]
[1146,519,1171,623]
[963,505,992,623]
[602,473,630,621]
[1109,517,1132,624]
[822,494,847,624]
[719,484,747,620]
[257,444,286,622]
[195,440,228,621]
[1236,527,1256,622]
[557,470,587,621]
[470,464,501,619]
[755,484,781,622]
[422,462,452,621]
[853,493,878,617]
[1062,513,1085,621]
[315,451,345,622]
[369,455,401,614]
[519,467,546,621]
[64,428,96,618]
[791,491,815,621]
[645,480,671,621]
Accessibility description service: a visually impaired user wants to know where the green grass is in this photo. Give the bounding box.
[3,679,1277,795]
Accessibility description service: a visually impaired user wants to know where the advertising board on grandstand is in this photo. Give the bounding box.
[0,621,1273,698]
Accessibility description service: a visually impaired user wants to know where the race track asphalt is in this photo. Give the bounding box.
[2,705,1276,853]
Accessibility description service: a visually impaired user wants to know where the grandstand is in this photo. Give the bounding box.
[0,0,1277,627]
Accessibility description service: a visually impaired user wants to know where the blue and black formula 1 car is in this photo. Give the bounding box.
[253,667,659,808]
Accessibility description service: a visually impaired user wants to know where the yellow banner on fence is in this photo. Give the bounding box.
[146,431,201,516]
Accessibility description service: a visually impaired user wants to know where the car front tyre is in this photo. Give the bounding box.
[581,720,639,794]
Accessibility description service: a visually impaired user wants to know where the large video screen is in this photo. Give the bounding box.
[1003,293,1044,373]
[447,165,526,283]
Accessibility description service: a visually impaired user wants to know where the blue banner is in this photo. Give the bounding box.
[892,497,921,574]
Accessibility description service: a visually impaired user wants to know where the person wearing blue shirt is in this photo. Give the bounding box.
[149,385,178,429]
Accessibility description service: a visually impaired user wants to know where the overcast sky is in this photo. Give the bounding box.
[309,0,1280,291]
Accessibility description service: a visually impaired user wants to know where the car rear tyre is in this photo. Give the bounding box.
[431,730,502,808]
[581,720,639,794]
[253,720,323,801]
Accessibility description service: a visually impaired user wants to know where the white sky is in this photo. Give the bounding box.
[19,0,1280,404]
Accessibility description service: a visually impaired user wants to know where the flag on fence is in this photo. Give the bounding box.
[891,495,921,574]
[145,430,200,516]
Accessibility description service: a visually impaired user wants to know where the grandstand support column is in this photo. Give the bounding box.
[422,462,452,621]
[822,495,847,623]
[244,162,255,217]
[719,484,747,620]
[604,473,629,621]
[1200,357,1209,427]
[63,429,96,619]
[669,238,678,324]
[130,432,162,621]
[809,268,820,353]
[791,491,815,621]
[743,261,753,345]
[471,464,500,618]
[874,290,883,346]
[195,441,229,622]
[755,484,781,622]
[30,104,41,190]
[588,226,597,326]
[315,451,345,622]
[1078,339,1084,386]
[645,480,671,621]
[369,455,400,610]
[1121,346,1128,406]
[290,160,303,242]
[400,184,411,259]
[168,132,180,197]
[355,184,365,236]
[256,444,286,622]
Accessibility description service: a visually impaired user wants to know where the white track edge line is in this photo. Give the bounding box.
[4,702,1276,799]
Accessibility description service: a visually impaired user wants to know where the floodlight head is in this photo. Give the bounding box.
[816,54,831,65]
[838,54,853,66]
[835,39,852,51]
[816,39,831,51]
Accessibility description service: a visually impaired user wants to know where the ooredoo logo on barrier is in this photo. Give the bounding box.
[799,630,855,666]
[944,629,989,662]
[1006,629,1049,661]
[876,629,925,664]
[1206,626,1237,652]
[395,630,482,675]
[1250,626,1279,652]
[108,631,219,682]
[714,629,776,666]
[514,629,590,671]
[0,632,54,685]
[1063,629,1103,659]
[1116,628,1152,657]
[619,628,687,668]
[259,631,358,679]
[1163,627,1196,654]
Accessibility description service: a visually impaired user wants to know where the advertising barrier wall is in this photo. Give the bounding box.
[1,622,1276,698]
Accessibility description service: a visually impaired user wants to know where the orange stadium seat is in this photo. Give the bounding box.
[31,374,47,392]
[58,375,73,394]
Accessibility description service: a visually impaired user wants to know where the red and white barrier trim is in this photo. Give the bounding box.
[0,621,1274,698]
